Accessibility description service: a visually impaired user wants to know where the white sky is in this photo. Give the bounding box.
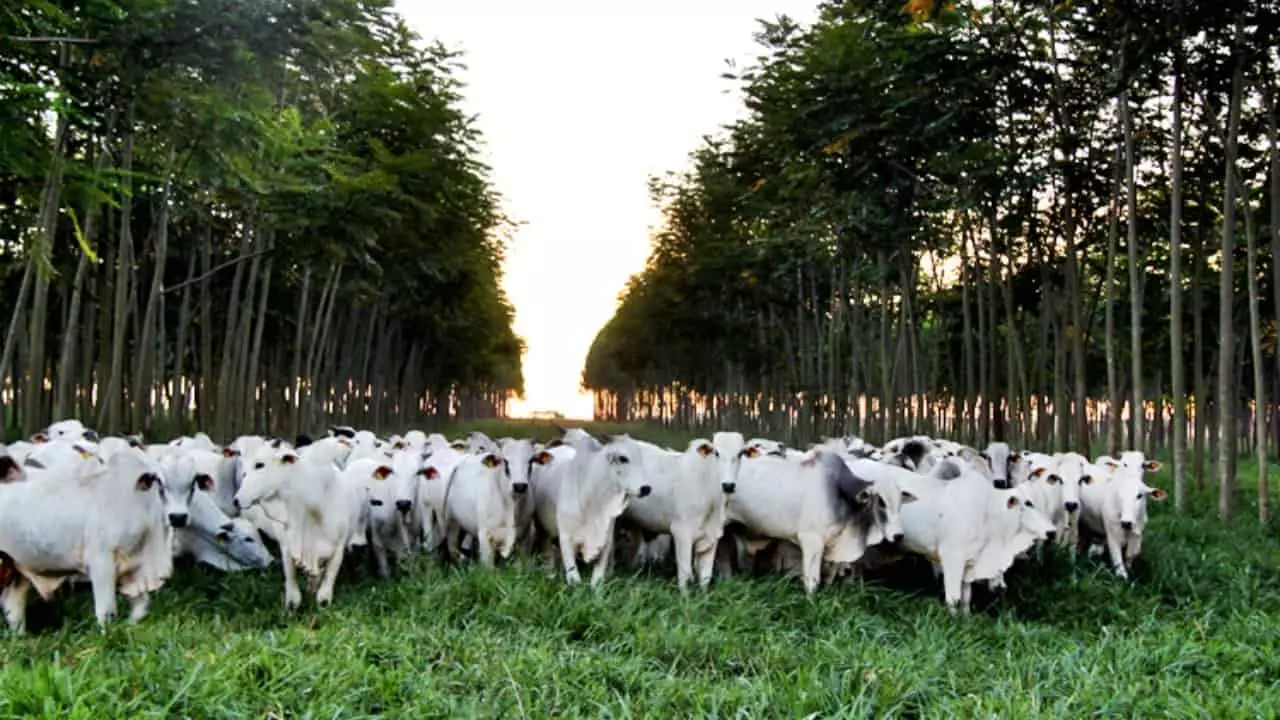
[396,0,819,419]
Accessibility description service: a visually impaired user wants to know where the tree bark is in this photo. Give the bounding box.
[1217,27,1245,521]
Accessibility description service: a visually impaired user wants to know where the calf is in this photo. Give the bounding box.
[0,449,173,631]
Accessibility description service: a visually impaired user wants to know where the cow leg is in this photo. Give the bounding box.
[693,544,716,588]
[126,591,150,624]
[590,533,615,588]
[959,579,973,615]
[558,533,581,585]
[2,579,31,634]
[1124,531,1143,563]
[476,529,495,569]
[940,554,965,615]
[1104,524,1129,579]
[281,557,303,610]
[712,535,737,581]
[87,556,119,627]
[372,536,390,580]
[670,528,695,592]
[315,545,347,607]
[796,533,824,594]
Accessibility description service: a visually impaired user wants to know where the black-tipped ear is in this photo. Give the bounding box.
[0,456,21,482]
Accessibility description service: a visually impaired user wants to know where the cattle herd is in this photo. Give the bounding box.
[0,419,1168,634]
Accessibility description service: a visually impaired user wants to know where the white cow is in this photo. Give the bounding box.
[536,430,651,586]
[896,461,1056,614]
[722,449,877,593]
[173,516,272,572]
[234,447,365,609]
[353,452,423,578]
[983,442,1018,488]
[1079,460,1166,579]
[419,446,468,552]
[441,450,524,567]
[623,438,725,590]
[0,448,174,631]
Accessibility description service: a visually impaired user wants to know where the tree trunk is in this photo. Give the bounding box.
[1169,31,1188,512]
[1105,142,1123,456]
[131,144,176,432]
[1122,87,1143,453]
[101,114,136,435]
[1217,29,1245,521]
[1240,179,1268,524]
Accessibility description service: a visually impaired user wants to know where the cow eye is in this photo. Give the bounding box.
[253,462,265,470]
[1137,493,1145,500]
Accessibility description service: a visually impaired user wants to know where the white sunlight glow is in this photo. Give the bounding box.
[397,0,820,419]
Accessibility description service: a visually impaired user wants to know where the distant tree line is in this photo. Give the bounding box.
[1,0,524,441]
[583,0,1280,521]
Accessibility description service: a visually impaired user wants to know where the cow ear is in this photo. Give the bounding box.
[31,432,48,444]
[0,456,21,483]
[194,473,215,492]
[1009,452,1022,462]
[854,489,871,507]
[135,472,161,492]
[1031,467,1047,478]
[742,446,760,459]
[900,490,918,503]
[1006,495,1019,509]
[1104,459,1119,469]
[546,438,564,449]
[696,442,714,457]
[373,465,393,480]
[1143,460,1162,473]
[1148,487,1167,500]
[533,451,553,465]
[279,453,299,466]
[424,466,440,480]
[481,454,501,469]
[222,447,240,458]
[214,529,231,545]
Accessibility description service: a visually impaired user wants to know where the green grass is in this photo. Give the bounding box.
[2,421,1279,718]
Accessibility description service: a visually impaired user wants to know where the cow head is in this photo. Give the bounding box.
[712,431,745,495]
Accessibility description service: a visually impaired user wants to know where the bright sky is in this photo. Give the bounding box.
[397,0,819,420]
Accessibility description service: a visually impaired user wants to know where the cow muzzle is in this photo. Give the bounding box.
[1064,501,1079,513]
[511,482,529,495]
[993,479,1010,490]
[1120,520,1134,531]
[637,485,652,498]
[168,513,189,528]
[395,499,412,514]
[721,482,736,494]
[891,531,905,543]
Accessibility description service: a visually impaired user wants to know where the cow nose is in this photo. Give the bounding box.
[891,532,905,543]
[637,485,652,498]
[168,513,189,528]
[395,499,412,513]
[993,479,1009,489]
[232,498,241,511]
[1121,521,1133,531]
[511,482,529,495]
[1065,501,1079,512]
[1045,530,1057,542]
[721,482,736,494]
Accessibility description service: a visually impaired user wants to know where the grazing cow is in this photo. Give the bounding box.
[41,419,100,444]
[234,447,365,609]
[722,449,876,593]
[623,438,726,590]
[1079,461,1166,579]
[0,449,174,631]
[441,450,524,567]
[895,462,1056,613]
[536,430,651,586]
[173,516,272,572]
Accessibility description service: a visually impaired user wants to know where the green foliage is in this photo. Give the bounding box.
[1,420,1277,716]
[0,0,523,433]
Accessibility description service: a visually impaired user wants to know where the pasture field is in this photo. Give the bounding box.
[1,420,1278,718]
